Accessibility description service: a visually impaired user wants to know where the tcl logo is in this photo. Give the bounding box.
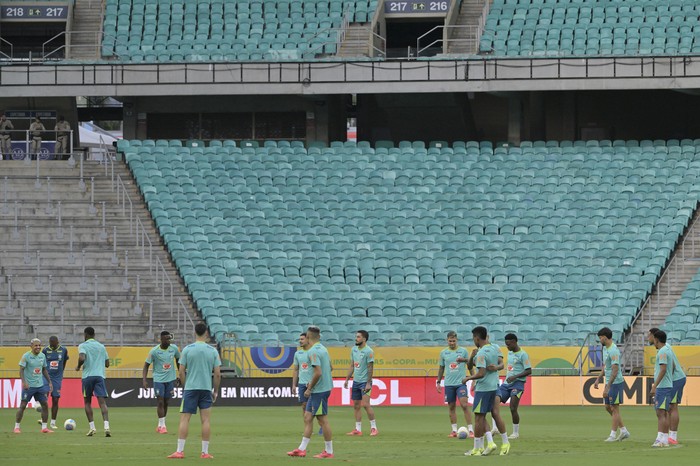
[354,362,360,368]
[163,364,171,370]
[33,368,41,374]
[50,361,59,367]
[449,363,458,370]
[301,363,308,370]
[332,379,412,406]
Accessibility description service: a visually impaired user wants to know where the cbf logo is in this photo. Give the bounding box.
[250,347,296,374]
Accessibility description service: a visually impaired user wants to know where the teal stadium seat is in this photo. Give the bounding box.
[101,0,377,62]
[125,140,700,345]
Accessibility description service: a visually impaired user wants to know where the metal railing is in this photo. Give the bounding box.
[155,255,174,317]
[0,37,13,60]
[43,31,120,61]
[0,129,74,160]
[572,332,602,375]
[418,25,481,57]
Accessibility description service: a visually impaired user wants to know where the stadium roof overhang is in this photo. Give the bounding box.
[1,56,700,97]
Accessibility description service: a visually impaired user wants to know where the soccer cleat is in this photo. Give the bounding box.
[200,453,214,459]
[651,441,668,448]
[448,431,458,438]
[167,451,185,459]
[481,442,498,456]
[105,429,111,437]
[500,443,511,456]
[617,431,630,442]
[50,424,57,430]
[346,429,362,436]
[313,451,334,459]
[508,433,520,439]
[468,430,475,438]
[490,427,499,435]
[13,428,21,434]
[157,426,168,434]
[41,428,54,434]
[604,436,617,442]
[465,448,484,456]
[286,449,307,457]
[370,428,379,436]
[668,438,678,445]
[86,428,97,437]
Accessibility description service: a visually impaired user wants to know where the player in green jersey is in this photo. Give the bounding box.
[650,330,673,447]
[594,327,630,442]
[168,323,221,459]
[437,331,474,438]
[288,326,335,459]
[344,330,378,436]
[14,338,53,434]
[464,327,509,456]
[143,331,181,433]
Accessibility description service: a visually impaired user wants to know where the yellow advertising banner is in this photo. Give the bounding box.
[531,375,700,406]
[240,345,584,377]
[0,346,153,378]
[644,345,700,374]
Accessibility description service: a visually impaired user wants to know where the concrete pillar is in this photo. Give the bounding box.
[507,94,523,145]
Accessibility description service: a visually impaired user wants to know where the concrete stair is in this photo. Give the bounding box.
[0,159,197,346]
[337,24,371,58]
[447,0,490,55]
[624,204,700,372]
[68,0,105,60]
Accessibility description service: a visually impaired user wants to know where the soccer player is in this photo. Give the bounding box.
[287,326,334,459]
[77,326,111,437]
[463,326,508,456]
[14,338,53,433]
[292,332,312,414]
[649,327,686,444]
[491,333,531,439]
[168,323,221,459]
[344,330,378,436]
[436,331,473,438]
[143,331,181,434]
[42,335,69,430]
[594,327,630,442]
[650,329,673,447]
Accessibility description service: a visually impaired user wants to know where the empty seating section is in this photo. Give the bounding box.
[664,269,700,345]
[123,139,700,346]
[102,0,378,62]
[481,0,700,57]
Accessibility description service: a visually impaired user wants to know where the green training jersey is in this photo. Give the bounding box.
[439,347,470,387]
[294,348,312,385]
[603,343,624,385]
[78,339,108,379]
[19,351,47,388]
[351,344,374,383]
[667,344,686,381]
[146,344,180,383]
[308,342,333,393]
[475,344,500,392]
[180,341,221,391]
[506,349,531,382]
[654,345,674,389]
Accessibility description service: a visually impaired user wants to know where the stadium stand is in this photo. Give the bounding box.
[664,268,700,344]
[120,139,700,347]
[101,0,378,61]
[480,0,700,57]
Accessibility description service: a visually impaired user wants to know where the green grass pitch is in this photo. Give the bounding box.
[1,406,697,465]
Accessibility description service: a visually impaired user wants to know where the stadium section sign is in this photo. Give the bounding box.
[384,0,451,15]
[0,3,69,21]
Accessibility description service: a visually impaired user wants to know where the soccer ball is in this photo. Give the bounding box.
[64,419,76,431]
[457,426,468,439]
